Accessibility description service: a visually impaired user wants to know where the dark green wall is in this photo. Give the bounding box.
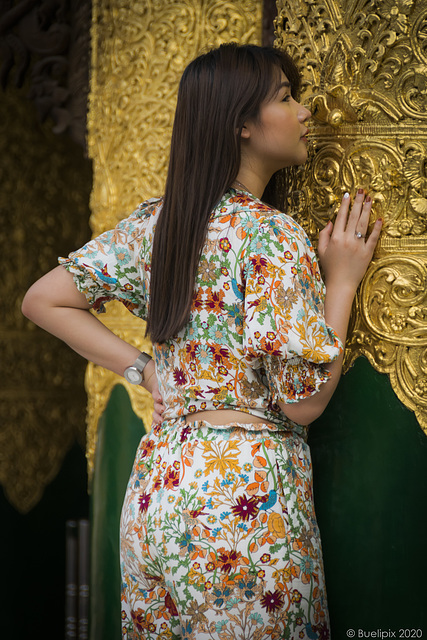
[309,357,427,636]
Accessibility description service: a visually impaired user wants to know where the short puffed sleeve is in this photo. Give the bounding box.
[58,199,160,318]
[242,213,343,404]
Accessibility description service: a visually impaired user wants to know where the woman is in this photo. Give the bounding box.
[22,44,381,639]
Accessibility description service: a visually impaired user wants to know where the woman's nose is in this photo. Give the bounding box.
[299,105,312,121]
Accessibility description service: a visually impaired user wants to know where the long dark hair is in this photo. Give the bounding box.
[147,43,301,343]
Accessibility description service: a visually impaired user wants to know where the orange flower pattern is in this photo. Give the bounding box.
[120,419,331,639]
[59,188,343,639]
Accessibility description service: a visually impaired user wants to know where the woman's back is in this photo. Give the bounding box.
[62,185,341,428]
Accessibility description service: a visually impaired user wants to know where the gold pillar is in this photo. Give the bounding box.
[275,0,427,434]
[86,0,263,478]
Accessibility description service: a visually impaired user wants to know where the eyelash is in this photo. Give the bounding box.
[282,94,291,102]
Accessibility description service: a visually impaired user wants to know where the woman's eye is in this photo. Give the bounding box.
[282,94,291,102]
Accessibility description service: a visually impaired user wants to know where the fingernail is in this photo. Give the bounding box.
[343,192,350,199]
[357,188,364,194]
[366,195,372,203]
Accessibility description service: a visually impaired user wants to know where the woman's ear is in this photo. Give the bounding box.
[240,124,251,139]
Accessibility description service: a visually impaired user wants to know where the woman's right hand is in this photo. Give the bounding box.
[317,189,382,292]
[280,190,382,426]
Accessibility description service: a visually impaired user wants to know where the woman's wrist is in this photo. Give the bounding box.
[139,358,157,392]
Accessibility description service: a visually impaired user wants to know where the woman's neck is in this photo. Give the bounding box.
[233,173,268,199]
[234,159,273,199]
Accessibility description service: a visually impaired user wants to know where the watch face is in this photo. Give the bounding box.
[125,367,142,384]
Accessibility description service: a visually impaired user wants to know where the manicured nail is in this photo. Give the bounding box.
[343,192,350,199]
[366,195,372,203]
[357,188,364,194]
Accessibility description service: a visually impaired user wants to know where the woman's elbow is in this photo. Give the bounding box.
[22,282,47,324]
[22,286,38,321]
[278,398,327,426]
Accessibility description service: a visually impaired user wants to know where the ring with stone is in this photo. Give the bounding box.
[355,231,366,239]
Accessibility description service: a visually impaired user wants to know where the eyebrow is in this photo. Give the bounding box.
[271,80,291,99]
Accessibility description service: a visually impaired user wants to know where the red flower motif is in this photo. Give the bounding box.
[131,608,146,632]
[230,194,252,205]
[217,549,242,573]
[312,622,330,640]
[153,473,162,491]
[231,494,259,521]
[138,492,151,514]
[205,289,225,313]
[261,589,284,614]
[211,344,230,365]
[192,288,204,310]
[180,426,192,443]
[164,466,180,489]
[173,368,187,386]
[190,506,206,519]
[219,238,231,253]
[259,337,282,355]
[164,592,178,616]
[249,255,268,274]
[139,439,155,459]
[292,589,302,603]
[185,341,198,359]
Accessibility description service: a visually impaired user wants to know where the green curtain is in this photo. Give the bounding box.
[309,357,427,635]
[90,384,146,640]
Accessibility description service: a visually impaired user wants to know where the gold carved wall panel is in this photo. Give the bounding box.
[86,0,263,478]
[275,0,427,434]
[1,86,92,512]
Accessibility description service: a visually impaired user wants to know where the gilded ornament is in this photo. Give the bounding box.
[275,0,427,433]
[0,86,91,512]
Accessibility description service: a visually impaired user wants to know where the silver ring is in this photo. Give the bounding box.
[355,231,366,239]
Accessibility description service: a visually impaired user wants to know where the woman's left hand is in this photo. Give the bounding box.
[152,388,165,425]
[140,359,165,424]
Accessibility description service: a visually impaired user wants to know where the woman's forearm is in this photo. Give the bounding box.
[22,265,154,388]
[278,191,382,426]
[279,283,354,425]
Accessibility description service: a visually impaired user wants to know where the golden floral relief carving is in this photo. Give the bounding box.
[0,85,91,512]
[86,0,262,479]
[275,0,427,433]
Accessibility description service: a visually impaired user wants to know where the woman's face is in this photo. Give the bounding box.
[242,72,311,175]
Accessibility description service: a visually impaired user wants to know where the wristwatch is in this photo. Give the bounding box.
[124,352,152,385]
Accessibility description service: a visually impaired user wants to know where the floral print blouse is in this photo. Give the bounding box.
[60,188,342,430]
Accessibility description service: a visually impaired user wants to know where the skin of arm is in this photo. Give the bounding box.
[21,267,164,417]
[277,190,382,426]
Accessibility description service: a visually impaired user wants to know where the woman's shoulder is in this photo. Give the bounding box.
[213,189,311,248]
[119,197,162,226]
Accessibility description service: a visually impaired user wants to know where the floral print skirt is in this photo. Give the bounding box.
[120,418,330,640]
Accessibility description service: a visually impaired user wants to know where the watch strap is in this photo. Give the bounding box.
[133,352,152,380]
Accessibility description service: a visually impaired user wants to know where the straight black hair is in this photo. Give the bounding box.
[147,43,301,343]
